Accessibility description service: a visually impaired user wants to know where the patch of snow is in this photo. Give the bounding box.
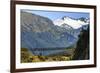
[53,16,89,29]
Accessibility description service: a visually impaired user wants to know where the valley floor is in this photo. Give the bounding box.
[21,48,75,63]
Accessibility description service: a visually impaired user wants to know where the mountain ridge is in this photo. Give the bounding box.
[53,16,89,29]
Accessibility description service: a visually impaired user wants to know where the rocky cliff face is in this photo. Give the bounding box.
[21,11,55,32]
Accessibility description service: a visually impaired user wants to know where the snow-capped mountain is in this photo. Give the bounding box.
[53,16,89,38]
[53,16,89,29]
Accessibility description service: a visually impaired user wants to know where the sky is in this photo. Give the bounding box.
[21,9,90,21]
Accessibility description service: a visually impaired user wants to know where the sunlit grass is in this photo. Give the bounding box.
[21,48,75,63]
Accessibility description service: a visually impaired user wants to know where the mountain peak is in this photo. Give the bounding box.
[53,16,89,29]
[62,16,71,20]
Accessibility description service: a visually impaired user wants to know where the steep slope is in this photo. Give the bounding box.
[21,11,55,32]
[73,26,89,60]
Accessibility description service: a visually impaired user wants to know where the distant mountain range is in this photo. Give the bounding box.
[53,16,89,29]
[21,11,89,55]
[53,16,89,38]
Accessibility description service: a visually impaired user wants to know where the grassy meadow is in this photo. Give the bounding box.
[21,48,75,63]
